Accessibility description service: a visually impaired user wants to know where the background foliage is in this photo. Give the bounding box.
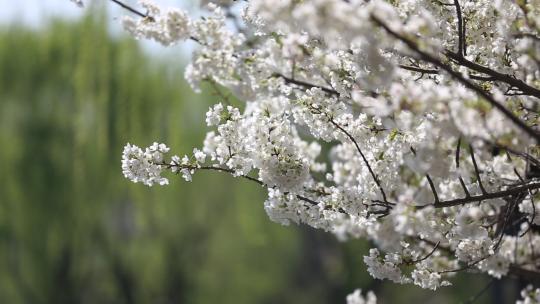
[0,10,508,304]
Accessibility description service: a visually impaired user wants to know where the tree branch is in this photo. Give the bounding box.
[273,73,339,96]
[469,144,487,195]
[456,137,471,197]
[445,51,540,99]
[110,0,153,20]
[164,163,349,214]
[453,0,466,56]
[371,15,540,143]
[329,119,389,203]
[416,181,540,209]
[398,64,439,74]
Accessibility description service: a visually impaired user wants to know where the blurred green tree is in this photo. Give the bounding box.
[0,11,337,304]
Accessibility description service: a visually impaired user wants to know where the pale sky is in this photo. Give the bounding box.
[0,0,197,26]
[0,0,198,56]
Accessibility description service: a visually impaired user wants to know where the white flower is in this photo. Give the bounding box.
[259,156,310,192]
[346,289,377,304]
[121,143,170,186]
[193,148,207,163]
[166,9,191,42]
[363,249,410,284]
[121,1,191,46]
[171,155,194,182]
[517,285,540,304]
[519,197,540,225]
[411,267,450,290]
[206,103,224,126]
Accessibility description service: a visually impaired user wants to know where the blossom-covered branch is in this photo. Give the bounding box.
[73,0,540,301]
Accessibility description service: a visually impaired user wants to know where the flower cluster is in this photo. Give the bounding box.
[122,0,191,46]
[75,0,540,301]
[346,289,377,304]
[517,285,540,304]
[121,142,171,186]
[122,142,207,185]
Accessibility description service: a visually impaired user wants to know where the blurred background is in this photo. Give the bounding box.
[0,1,514,303]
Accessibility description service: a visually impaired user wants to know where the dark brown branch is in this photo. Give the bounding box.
[438,257,487,274]
[371,15,540,142]
[514,33,540,42]
[458,176,470,197]
[110,0,153,20]
[109,0,206,45]
[504,151,526,182]
[456,137,471,197]
[416,181,540,209]
[329,119,388,203]
[398,64,439,74]
[445,51,540,99]
[530,192,537,231]
[194,165,264,185]
[453,0,466,56]
[520,190,537,237]
[493,196,521,251]
[274,73,339,96]
[300,100,391,211]
[479,139,540,169]
[469,144,487,195]
[302,100,389,205]
[164,163,349,214]
[410,146,440,203]
[462,16,468,56]
[470,75,495,81]
[426,174,440,204]
[433,0,455,7]
[399,65,496,82]
[418,238,540,282]
[404,241,440,265]
[194,166,319,208]
[455,137,462,168]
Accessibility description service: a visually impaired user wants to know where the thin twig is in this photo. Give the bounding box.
[415,181,540,209]
[426,174,440,204]
[520,190,537,237]
[398,64,439,74]
[438,255,489,274]
[274,73,339,96]
[456,137,471,197]
[163,163,352,216]
[493,196,520,251]
[469,144,487,195]
[479,139,540,169]
[410,146,440,203]
[404,241,440,265]
[445,51,540,99]
[110,0,153,20]
[329,119,389,203]
[453,0,466,56]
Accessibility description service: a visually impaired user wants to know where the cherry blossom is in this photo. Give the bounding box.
[74,0,540,301]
